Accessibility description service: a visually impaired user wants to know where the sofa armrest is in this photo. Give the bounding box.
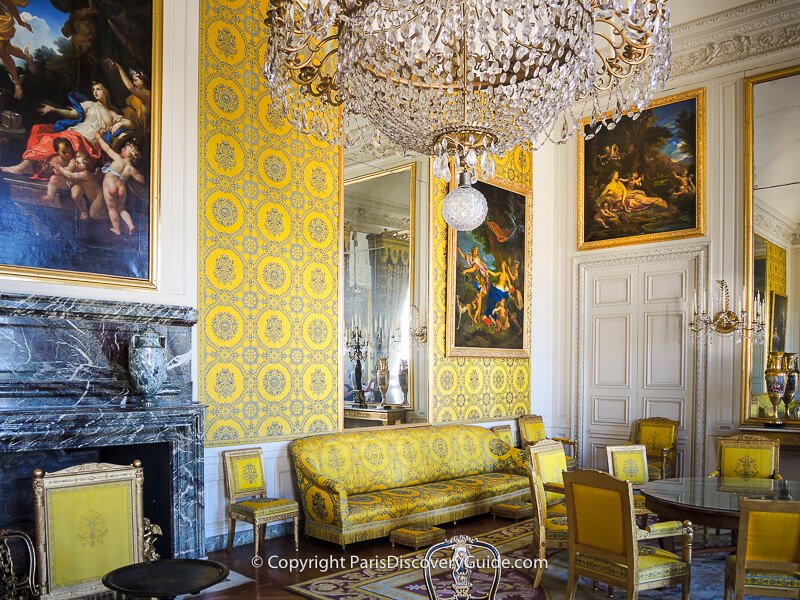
[503,447,530,476]
[293,461,349,526]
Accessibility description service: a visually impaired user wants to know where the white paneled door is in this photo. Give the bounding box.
[580,257,696,475]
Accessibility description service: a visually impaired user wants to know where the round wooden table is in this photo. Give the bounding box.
[639,476,800,553]
[103,559,229,599]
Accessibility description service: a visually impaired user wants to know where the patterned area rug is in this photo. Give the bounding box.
[287,520,745,600]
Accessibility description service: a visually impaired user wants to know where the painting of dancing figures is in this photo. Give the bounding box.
[447,178,531,358]
[578,89,706,250]
[0,0,159,287]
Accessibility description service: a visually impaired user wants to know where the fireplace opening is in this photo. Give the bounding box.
[0,442,173,559]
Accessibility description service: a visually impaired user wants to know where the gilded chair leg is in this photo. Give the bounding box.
[293,516,300,552]
[608,585,615,598]
[682,581,690,600]
[226,518,236,552]
[253,523,260,559]
[566,574,577,600]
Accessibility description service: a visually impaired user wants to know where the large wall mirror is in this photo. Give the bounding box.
[742,65,800,425]
[340,149,430,429]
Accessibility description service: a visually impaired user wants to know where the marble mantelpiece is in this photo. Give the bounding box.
[0,294,204,559]
[0,293,196,407]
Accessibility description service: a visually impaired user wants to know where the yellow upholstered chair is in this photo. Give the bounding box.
[710,434,781,480]
[527,461,568,588]
[518,414,578,469]
[527,439,570,510]
[490,424,515,447]
[32,461,159,599]
[632,417,679,480]
[606,444,655,525]
[222,448,300,559]
[724,499,800,600]
[563,469,693,600]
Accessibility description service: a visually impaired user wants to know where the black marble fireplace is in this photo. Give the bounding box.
[0,294,205,559]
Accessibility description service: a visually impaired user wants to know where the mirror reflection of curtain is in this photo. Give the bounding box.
[368,232,410,404]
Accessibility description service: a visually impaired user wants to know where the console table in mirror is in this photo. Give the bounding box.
[340,156,430,429]
[742,65,800,427]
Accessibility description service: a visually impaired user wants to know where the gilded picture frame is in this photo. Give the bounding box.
[769,291,788,353]
[0,1,162,289]
[446,175,532,358]
[32,462,144,600]
[577,88,706,250]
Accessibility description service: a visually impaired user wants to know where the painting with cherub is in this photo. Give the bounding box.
[577,89,706,251]
[446,176,532,359]
[0,0,159,288]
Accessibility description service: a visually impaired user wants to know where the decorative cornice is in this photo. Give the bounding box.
[753,204,797,245]
[670,0,800,79]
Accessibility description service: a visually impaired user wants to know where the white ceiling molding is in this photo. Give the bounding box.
[670,0,800,79]
[754,203,797,246]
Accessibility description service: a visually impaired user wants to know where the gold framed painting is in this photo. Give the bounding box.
[446,175,532,358]
[33,461,145,600]
[0,1,162,289]
[577,88,706,250]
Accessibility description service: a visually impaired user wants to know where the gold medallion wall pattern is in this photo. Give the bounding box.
[199,1,339,445]
[431,148,532,422]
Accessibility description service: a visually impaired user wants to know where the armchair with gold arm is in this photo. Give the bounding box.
[709,434,781,480]
[631,417,679,480]
[518,414,578,469]
[563,469,693,600]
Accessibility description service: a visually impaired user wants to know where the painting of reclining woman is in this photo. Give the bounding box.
[578,89,706,250]
[0,0,160,288]
[446,177,532,358]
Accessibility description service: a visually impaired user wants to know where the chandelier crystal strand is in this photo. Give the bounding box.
[265,0,671,229]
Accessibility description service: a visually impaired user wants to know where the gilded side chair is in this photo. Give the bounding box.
[606,445,655,528]
[527,439,570,511]
[423,535,501,600]
[563,469,693,600]
[632,417,679,480]
[490,424,515,447]
[222,448,300,560]
[724,499,800,600]
[527,461,569,588]
[710,434,781,480]
[518,414,578,469]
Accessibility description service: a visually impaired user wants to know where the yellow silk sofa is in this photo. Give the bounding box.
[289,424,530,546]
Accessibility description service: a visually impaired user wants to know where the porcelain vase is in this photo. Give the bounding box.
[129,329,167,397]
[398,360,409,405]
[765,351,787,424]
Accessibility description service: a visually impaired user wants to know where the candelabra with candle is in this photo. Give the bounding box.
[689,280,765,344]
[346,325,368,408]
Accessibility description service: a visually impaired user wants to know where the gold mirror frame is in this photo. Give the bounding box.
[337,160,430,430]
[741,64,800,426]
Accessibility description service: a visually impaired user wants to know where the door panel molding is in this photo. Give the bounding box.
[574,243,708,476]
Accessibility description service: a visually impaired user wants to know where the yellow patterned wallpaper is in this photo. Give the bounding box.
[766,239,787,297]
[199,1,339,445]
[430,148,532,422]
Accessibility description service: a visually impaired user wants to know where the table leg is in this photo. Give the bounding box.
[293,516,300,552]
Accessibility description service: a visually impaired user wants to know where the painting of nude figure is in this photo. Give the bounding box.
[0,0,160,288]
[578,89,706,250]
[446,176,532,358]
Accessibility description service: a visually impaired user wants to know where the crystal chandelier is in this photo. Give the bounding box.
[265,0,672,230]
[689,280,766,344]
